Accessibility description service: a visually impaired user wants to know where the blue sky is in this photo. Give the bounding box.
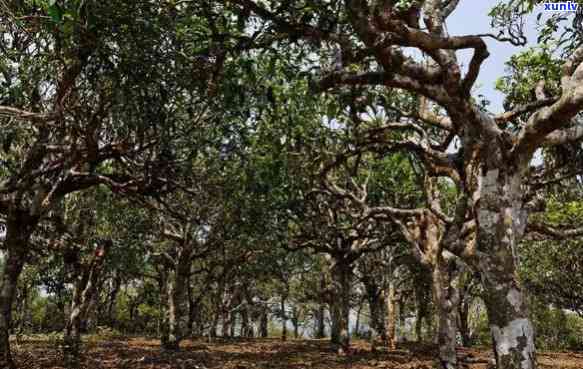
[448,1,541,113]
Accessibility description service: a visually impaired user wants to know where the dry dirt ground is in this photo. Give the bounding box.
[11,337,583,369]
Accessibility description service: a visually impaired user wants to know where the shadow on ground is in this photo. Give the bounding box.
[11,336,583,369]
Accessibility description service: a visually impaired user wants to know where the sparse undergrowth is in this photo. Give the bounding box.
[10,337,583,369]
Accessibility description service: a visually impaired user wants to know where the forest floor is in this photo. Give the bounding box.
[11,336,583,369]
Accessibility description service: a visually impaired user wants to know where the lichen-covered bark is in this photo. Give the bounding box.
[481,256,536,369]
[384,281,398,350]
[162,244,193,350]
[330,262,352,352]
[166,272,189,347]
[431,254,463,369]
[471,146,537,369]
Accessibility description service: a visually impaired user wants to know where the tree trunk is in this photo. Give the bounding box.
[106,273,121,329]
[366,284,386,342]
[0,213,35,369]
[239,306,249,338]
[158,268,170,347]
[64,240,110,369]
[63,316,82,369]
[483,278,535,369]
[0,249,25,369]
[280,295,287,341]
[259,307,268,338]
[431,253,462,369]
[385,281,398,350]
[209,281,223,340]
[315,304,326,338]
[188,285,196,336]
[458,301,471,347]
[229,312,236,338]
[221,292,231,338]
[163,249,191,351]
[315,276,327,339]
[330,261,351,352]
[15,283,29,342]
[329,298,341,344]
[415,307,423,343]
[210,313,219,339]
[354,302,361,338]
[474,165,536,369]
[291,306,299,339]
[414,281,430,343]
[240,305,252,337]
[222,310,231,337]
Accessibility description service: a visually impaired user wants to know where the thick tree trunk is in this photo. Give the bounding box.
[483,278,535,369]
[159,242,194,350]
[63,318,82,369]
[15,282,29,344]
[64,311,82,369]
[366,285,386,342]
[0,249,25,369]
[330,262,351,352]
[163,255,191,350]
[0,213,35,369]
[329,299,341,344]
[431,254,462,369]
[474,165,536,369]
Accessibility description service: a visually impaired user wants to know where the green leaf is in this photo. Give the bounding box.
[47,4,63,23]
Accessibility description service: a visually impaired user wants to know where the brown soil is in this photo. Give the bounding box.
[11,337,583,369]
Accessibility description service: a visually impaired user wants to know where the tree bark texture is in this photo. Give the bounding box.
[470,148,536,369]
[384,281,398,350]
[0,211,36,369]
[64,240,110,369]
[330,261,351,352]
